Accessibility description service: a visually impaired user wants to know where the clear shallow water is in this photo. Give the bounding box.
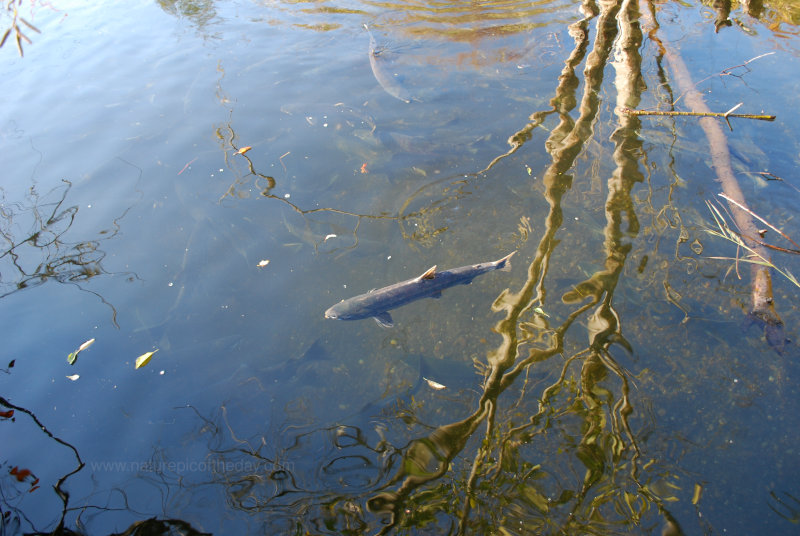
[2,0,800,534]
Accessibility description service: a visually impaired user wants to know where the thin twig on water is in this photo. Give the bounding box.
[620,107,775,122]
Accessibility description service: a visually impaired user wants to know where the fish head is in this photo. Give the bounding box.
[325,298,366,321]
[324,301,350,320]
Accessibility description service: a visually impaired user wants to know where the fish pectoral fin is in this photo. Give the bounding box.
[373,312,394,328]
[417,265,437,281]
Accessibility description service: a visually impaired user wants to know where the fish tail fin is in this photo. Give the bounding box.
[496,251,516,272]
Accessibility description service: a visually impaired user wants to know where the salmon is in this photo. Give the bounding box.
[364,24,414,104]
[325,252,515,327]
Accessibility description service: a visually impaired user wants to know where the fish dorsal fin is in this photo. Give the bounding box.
[417,265,437,280]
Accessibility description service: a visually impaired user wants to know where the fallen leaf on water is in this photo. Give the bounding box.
[67,338,96,365]
[135,349,159,369]
[10,467,32,482]
[692,483,703,505]
[360,162,368,174]
[235,146,252,155]
[323,234,337,242]
[257,259,270,268]
[0,410,13,419]
[424,377,447,390]
[66,374,80,381]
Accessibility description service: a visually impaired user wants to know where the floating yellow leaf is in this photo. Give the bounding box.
[692,483,703,505]
[78,338,95,352]
[135,349,159,369]
[235,146,252,155]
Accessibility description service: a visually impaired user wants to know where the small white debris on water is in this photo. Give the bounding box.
[575,217,579,220]
[66,374,80,381]
[284,193,290,199]
[323,123,328,127]
[324,234,337,242]
[387,255,392,260]
[257,259,270,268]
[87,204,92,208]
[424,377,446,390]
[168,282,173,287]
[219,168,224,172]
[159,370,165,375]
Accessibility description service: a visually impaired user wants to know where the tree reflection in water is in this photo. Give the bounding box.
[112,1,688,533]
[0,177,137,326]
[4,0,797,533]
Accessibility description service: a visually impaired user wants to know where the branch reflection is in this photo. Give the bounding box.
[142,1,693,534]
[0,177,137,327]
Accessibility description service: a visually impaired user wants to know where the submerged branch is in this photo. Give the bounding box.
[642,0,786,353]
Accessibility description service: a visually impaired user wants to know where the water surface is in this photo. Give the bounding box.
[2,0,800,534]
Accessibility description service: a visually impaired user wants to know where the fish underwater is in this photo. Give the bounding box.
[325,252,515,327]
[364,24,414,104]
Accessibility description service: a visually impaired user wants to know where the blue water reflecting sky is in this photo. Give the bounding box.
[2,0,800,534]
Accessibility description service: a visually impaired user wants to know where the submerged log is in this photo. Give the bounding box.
[641,0,787,353]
